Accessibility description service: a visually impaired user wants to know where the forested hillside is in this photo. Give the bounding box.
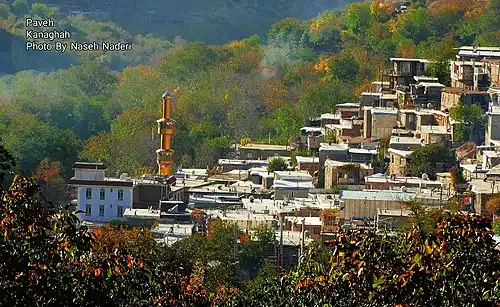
[0,0,499,185]
[29,0,351,44]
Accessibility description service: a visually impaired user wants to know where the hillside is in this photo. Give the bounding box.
[30,0,351,44]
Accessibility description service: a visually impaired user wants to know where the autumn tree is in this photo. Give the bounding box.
[35,158,67,203]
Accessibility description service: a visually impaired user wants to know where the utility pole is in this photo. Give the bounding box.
[233,222,238,259]
[279,214,284,272]
[299,217,305,266]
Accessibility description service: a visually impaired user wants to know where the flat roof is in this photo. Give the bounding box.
[361,92,382,96]
[365,173,442,186]
[442,87,489,95]
[325,159,372,169]
[388,148,413,158]
[390,136,422,144]
[483,150,500,158]
[381,94,397,100]
[417,82,445,88]
[295,156,319,164]
[124,209,160,219]
[319,143,349,150]
[321,113,339,120]
[365,107,398,115]
[348,148,377,155]
[420,125,450,134]
[72,162,107,170]
[274,170,313,179]
[300,126,323,132]
[377,208,414,217]
[69,178,134,187]
[239,143,290,151]
[414,76,438,82]
[390,57,430,63]
[371,81,390,85]
[340,190,417,201]
[337,102,360,108]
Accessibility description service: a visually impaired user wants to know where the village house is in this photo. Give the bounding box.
[323,160,373,189]
[370,81,391,93]
[273,171,314,200]
[410,82,445,108]
[295,156,320,175]
[420,125,452,147]
[364,173,444,191]
[70,162,134,223]
[387,148,412,177]
[440,87,491,112]
[238,143,292,160]
[383,58,430,89]
[485,109,500,146]
[363,107,398,140]
[299,126,323,149]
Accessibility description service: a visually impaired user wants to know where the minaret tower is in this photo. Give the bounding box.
[156,92,175,176]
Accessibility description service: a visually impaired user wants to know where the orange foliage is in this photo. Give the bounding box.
[428,0,479,16]
[265,85,289,109]
[355,81,372,96]
[486,195,500,215]
[313,56,335,75]
[35,159,62,185]
[320,208,340,220]
[92,224,154,256]
[397,42,416,58]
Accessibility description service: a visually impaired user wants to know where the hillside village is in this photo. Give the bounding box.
[71,45,500,264]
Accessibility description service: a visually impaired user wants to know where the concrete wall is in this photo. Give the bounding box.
[341,198,402,220]
[274,188,309,200]
[371,113,397,140]
[486,113,500,145]
[324,165,373,189]
[77,186,133,222]
[388,153,411,177]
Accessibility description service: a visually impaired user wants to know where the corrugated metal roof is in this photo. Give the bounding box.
[340,190,417,201]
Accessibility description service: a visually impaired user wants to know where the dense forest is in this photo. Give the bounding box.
[0,0,500,183]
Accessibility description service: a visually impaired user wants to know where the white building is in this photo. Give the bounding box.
[69,162,133,222]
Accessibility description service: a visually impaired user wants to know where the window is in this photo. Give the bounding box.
[117,189,123,201]
[99,205,104,216]
[117,205,124,217]
[85,188,92,199]
[100,188,105,200]
[85,204,91,216]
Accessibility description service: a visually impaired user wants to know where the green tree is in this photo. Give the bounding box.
[343,1,371,36]
[410,143,454,179]
[0,139,14,192]
[157,42,218,84]
[450,102,485,143]
[2,114,82,178]
[60,61,117,98]
[267,156,288,172]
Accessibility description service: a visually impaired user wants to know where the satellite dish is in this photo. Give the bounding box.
[422,173,429,180]
[427,103,433,109]
[401,186,407,192]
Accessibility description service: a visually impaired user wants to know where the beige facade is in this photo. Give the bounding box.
[324,160,373,189]
[339,190,416,220]
[388,148,412,177]
[370,110,398,140]
[420,126,451,147]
